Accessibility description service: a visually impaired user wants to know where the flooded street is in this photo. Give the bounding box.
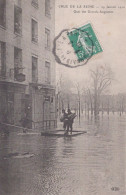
[0,114,125,195]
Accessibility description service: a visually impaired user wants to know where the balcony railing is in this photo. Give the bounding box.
[31,0,38,8]
[32,35,38,43]
[14,67,25,82]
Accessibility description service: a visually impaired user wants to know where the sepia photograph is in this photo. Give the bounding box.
[0,0,126,194]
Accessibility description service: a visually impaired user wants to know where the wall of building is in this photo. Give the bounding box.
[0,0,56,130]
[0,0,55,85]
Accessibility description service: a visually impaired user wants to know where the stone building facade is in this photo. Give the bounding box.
[0,0,56,130]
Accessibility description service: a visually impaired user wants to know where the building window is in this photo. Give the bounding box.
[45,61,51,84]
[31,0,38,8]
[14,47,22,79]
[31,19,38,43]
[0,41,6,76]
[0,0,6,28]
[45,28,50,50]
[45,0,51,17]
[32,56,38,83]
[14,5,22,35]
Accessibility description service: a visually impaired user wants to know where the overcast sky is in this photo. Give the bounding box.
[55,0,126,94]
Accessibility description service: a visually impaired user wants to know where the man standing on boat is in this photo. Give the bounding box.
[65,109,76,135]
[60,109,68,132]
[66,109,74,134]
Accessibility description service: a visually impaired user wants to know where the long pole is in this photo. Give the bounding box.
[79,100,80,124]
[43,100,45,130]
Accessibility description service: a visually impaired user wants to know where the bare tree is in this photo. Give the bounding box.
[56,74,74,114]
[82,87,93,116]
[117,94,126,116]
[56,74,63,117]
[75,82,81,123]
[90,65,113,116]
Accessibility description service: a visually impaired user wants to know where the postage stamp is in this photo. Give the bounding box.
[67,23,103,62]
[53,23,103,68]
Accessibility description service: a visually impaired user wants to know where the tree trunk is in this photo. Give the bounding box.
[94,94,99,116]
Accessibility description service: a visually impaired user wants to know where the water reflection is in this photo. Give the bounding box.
[62,137,74,157]
[0,114,125,195]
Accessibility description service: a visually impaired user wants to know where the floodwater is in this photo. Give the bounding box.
[0,113,125,195]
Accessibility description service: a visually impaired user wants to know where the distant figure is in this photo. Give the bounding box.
[64,109,76,135]
[20,113,33,133]
[60,109,68,132]
[66,109,73,134]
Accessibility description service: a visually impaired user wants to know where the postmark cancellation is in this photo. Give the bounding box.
[53,23,103,68]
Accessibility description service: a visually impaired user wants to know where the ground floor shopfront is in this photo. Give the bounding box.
[0,81,56,131]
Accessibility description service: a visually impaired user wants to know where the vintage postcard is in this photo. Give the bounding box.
[0,0,126,195]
